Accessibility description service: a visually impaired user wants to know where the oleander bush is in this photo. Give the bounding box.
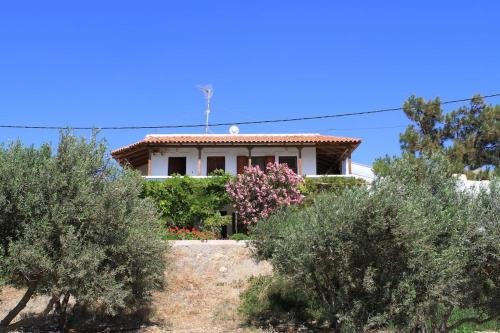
[226,163,304,224]
[250,154,500,332]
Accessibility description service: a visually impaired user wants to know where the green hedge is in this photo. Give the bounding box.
[301,176,366,203]
[141,173,232,228]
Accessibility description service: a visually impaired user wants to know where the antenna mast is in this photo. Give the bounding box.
[198,85,213,134]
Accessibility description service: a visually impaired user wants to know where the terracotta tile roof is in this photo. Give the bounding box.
[111,134,361,157]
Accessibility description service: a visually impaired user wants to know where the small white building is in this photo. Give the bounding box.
[111,133,364,179]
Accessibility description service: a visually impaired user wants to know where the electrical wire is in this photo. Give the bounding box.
[322,124,407,132]
[1,92,499,131]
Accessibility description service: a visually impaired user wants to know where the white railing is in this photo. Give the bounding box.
[144,174,371,181]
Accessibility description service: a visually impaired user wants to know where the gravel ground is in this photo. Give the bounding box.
[0,240,273,333]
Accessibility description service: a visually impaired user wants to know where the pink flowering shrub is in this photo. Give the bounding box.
[226,163,304,224]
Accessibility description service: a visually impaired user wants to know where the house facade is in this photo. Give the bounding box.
[111,133,363,179]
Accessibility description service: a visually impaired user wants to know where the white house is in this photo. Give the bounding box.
[111,133,367,179]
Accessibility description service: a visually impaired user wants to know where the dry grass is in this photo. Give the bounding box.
[0,241,272,333]
[145,241,272,332]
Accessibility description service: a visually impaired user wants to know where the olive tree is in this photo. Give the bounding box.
[0,132,167,330]
[252,155,499,332]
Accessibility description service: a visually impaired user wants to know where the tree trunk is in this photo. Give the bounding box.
[0,280,38,327]
[438,305,454,333]
[58,292,71,332]
[40,295,59,318]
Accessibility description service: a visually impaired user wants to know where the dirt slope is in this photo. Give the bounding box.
[147,240,272,333]
[0,240,272,333]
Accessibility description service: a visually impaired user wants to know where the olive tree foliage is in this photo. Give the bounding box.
[252,155,499,332]
[0,132,167,329]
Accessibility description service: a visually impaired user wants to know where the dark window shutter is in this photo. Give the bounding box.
[265,155,275,165]
[207,156,225,175]
[237,156,248,174]
[278,156,298,174]
[168,157,187,175]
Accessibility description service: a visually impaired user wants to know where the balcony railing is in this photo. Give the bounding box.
[143,174,373,182]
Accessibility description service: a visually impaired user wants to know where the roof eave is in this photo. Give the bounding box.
[111,139,361,161]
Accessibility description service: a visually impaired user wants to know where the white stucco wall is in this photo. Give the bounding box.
[151,148,198,176]
[454,174,491,192]
[351,162,375,182]
[341,158,347,174]
[301,147,316,175]
[149,146,319,176]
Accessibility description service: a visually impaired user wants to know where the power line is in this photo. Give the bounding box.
[1,92,499,131]
[322,124,407,132]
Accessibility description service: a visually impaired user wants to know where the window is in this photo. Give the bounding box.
[278,156,298,173]
[207,156,225,175]
[251,156,275,171]
[168,157,186,175]
[251,156,266,170]
[237,155,275,174]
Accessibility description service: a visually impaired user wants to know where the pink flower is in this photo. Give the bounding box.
[226,163,304,224]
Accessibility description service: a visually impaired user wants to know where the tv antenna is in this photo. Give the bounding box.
[198,84,213,134]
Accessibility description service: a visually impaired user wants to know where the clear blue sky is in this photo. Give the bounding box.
[1,1,499,165]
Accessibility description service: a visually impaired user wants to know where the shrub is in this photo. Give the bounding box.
[226,163,304,224]
[239,275,320,326]
[203,212,232,234]
[142,173,231,228]
[229,233,251,241]
[252,188,399,331]
[0,132,167,330]
[301,176,365,203]
[143,167,363,230]
[448,309,500,333]
[251,155,500,332]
